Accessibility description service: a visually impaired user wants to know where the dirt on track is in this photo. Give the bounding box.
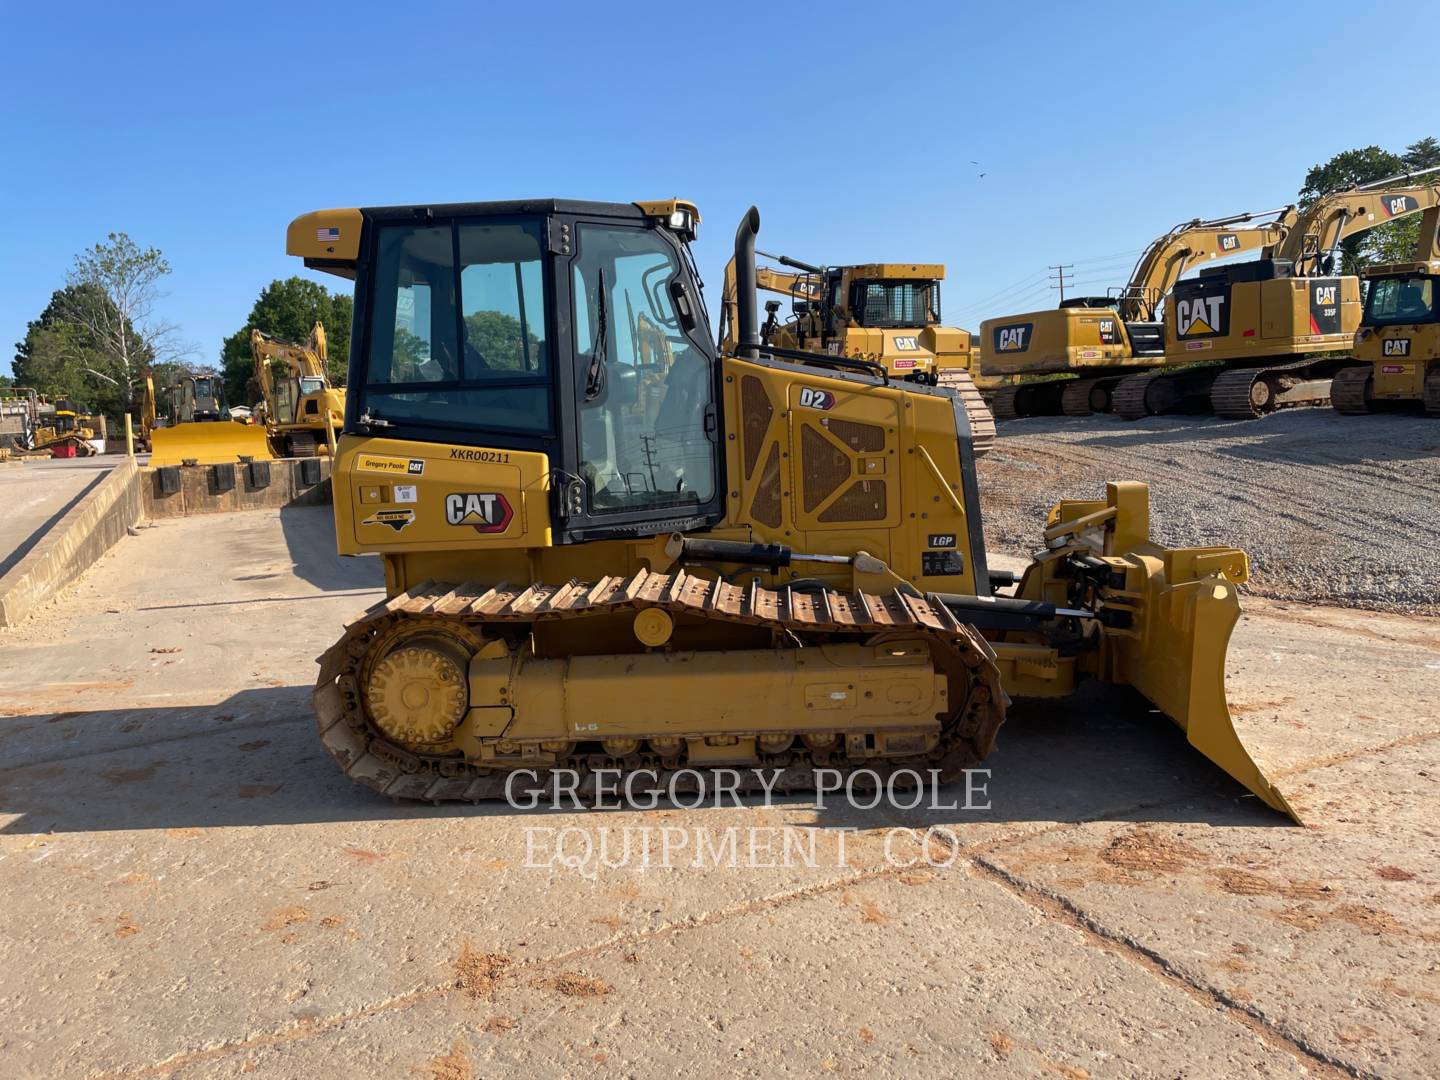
[977,407,1440,616]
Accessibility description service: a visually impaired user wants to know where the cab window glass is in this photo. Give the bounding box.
[572,225,715,514]
[363,220,551,434]
[1365,276,1436,324]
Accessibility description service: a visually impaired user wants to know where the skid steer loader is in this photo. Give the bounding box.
[287,198,1294,820]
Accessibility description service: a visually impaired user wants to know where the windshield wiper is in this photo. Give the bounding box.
[584,269,608,402]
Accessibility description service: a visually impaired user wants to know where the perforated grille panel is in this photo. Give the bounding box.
[741,375,773,479]
[750,443,782,527]
[801,426,851,512]
[818,480,887,522]
[823,419,884,453]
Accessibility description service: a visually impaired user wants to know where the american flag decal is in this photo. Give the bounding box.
[316,226,341,242]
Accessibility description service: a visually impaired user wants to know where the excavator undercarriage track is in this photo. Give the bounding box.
[935,368,996,457]
[314,572,1007,802]
[1209,359,1335,419]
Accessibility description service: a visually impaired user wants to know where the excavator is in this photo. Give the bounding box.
[286,196,1295,821]
[250,323,345,456]
[979,208,1292,419]
[141,371,272,467]
[1331,205,1440,415]
[1113,166,1440,419]
[720,253,996,455]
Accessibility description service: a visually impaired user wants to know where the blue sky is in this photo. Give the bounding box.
[1,1,1431,379]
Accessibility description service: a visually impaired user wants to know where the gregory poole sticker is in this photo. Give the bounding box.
[356,454,425,476]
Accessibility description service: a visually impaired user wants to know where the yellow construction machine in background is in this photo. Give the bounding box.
[720,252,996,455]
[250,323,345,457]
[285,196,1295,820]
[1332,204,1440,415]
[1118,166,1440,419]
[142,371,273,467]
[979,207,1291,418]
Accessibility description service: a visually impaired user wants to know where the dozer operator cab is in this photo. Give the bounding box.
[290,199,721,541]
[1363,274,1438,326]
[172,375,226,423]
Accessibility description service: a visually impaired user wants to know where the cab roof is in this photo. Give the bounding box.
[286,198,698,277]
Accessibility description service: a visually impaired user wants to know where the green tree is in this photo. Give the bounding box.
[12,283,154,417]
[60,233,185,412]
[220,277,352,406]
[1299,139,1440,272]
[463,310,541,372]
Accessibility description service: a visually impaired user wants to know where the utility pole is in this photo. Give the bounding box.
[1049,264,1074,303]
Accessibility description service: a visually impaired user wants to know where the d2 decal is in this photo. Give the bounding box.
[798,387,836,410]
[444,492,514,533]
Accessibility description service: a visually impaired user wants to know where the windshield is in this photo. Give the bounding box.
[363,219,551,434]
[849,279,939,327]
[1364,275,1437,326]
[572,224,715,515]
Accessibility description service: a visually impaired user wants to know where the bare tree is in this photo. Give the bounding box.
[58,233,192,409]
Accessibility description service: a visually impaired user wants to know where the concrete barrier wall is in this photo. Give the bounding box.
[0,459,143,628]
[141,458,332,519]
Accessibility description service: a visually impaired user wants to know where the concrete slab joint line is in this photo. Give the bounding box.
[0,459,141,628]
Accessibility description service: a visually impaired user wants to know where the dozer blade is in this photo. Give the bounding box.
[1076,483,1297,821]
[149,421,275,467]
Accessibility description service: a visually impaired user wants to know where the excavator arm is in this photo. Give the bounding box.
[1270,166,1440,273]
[1117,208,1294,321]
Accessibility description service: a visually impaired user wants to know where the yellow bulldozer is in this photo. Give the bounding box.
[720,253,996,455]
[1331,205,1440,415]
[250,323,345,457]
[142,371,273,467]
[285,197,1293,820]
[1112,166,1440,419]
[980,207,1292,419]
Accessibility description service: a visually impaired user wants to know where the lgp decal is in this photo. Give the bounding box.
[893,336,919,351]
[1217,232,1241,252]
[798,387,836,410]
[362,508,416,533]
[1382,195,1420,218]
[1383,339,1411,357]
[444,492,514,533]
[357,454,425,476]
[1176,294,1227,337]
[992,322,1032,353]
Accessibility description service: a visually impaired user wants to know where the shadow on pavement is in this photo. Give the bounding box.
[0,680,1292,835]
[278,504,383,592]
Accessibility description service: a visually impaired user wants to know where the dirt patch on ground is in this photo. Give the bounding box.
[419,1041,473,1080]
[540,972,613,999]
[1208,867,1334,900]
[1099,828,1204,874]
[453,943,512,999]
[261,906,309,932]
[1272,903,1405,935]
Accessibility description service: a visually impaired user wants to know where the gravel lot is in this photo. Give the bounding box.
[978,408,1440,616]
